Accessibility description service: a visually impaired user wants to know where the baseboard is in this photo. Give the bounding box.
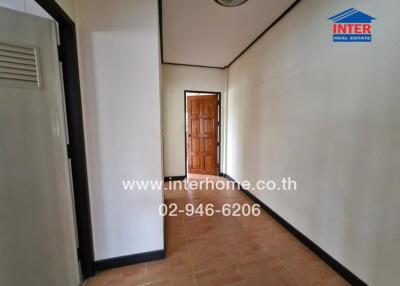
[164,176,186,182]
[95,249,165,272]
[224,174,235,181]
[225,174,368,286]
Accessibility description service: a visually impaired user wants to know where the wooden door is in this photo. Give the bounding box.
[187,95,218,175]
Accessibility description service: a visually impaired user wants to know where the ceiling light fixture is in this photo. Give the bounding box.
[215,0,249,8]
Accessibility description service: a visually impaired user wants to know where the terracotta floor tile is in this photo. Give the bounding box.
[279,250,320,271]
[244,265,298,286]
[288,261,350,286]
[85,264,146,286]
[86,175,349,286]
[190,252,236,273]
[194,265,246,286]
[143,273,196,286]
[237,256,283,277]
[146,252,192,282]
[323,276,351,286]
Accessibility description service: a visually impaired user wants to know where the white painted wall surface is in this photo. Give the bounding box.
[0,0,51,18]
[226,0,400,285]
[75,0,164,260]
[0,0,75,19]
[162,64,228,177]
[0,0,25,12]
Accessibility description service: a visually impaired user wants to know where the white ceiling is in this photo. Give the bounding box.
[162,0,296,68]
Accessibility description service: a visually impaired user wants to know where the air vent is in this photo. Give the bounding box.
[0,43,41,88]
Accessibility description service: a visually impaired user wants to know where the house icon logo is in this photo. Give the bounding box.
[328,8,376,42]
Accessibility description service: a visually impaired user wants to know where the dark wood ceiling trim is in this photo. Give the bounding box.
[159,0,302,69]
[163,62,225,70]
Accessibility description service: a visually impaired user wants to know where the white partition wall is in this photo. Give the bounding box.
[75,0,164,261]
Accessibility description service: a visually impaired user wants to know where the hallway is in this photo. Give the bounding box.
[86,176,348,286]
[1,1,399,285]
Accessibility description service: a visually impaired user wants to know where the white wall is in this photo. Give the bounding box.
[0,0,75,20]
[75,0,164,260]
[162,64,228,177]
[0,0,51,18]
[226,0,400,285]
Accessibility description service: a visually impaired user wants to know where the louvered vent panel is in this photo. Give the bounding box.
[0,43,40,88]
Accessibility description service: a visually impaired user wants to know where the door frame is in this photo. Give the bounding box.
[184,90,221,177]
[34,0,95,280]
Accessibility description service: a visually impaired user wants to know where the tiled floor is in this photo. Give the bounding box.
[85,175,349,286]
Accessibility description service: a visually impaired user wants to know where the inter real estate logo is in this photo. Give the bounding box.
[328,8,376,42]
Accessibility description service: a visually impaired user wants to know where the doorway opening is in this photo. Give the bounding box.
[33,0,95,280]
[184,90,221,177]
